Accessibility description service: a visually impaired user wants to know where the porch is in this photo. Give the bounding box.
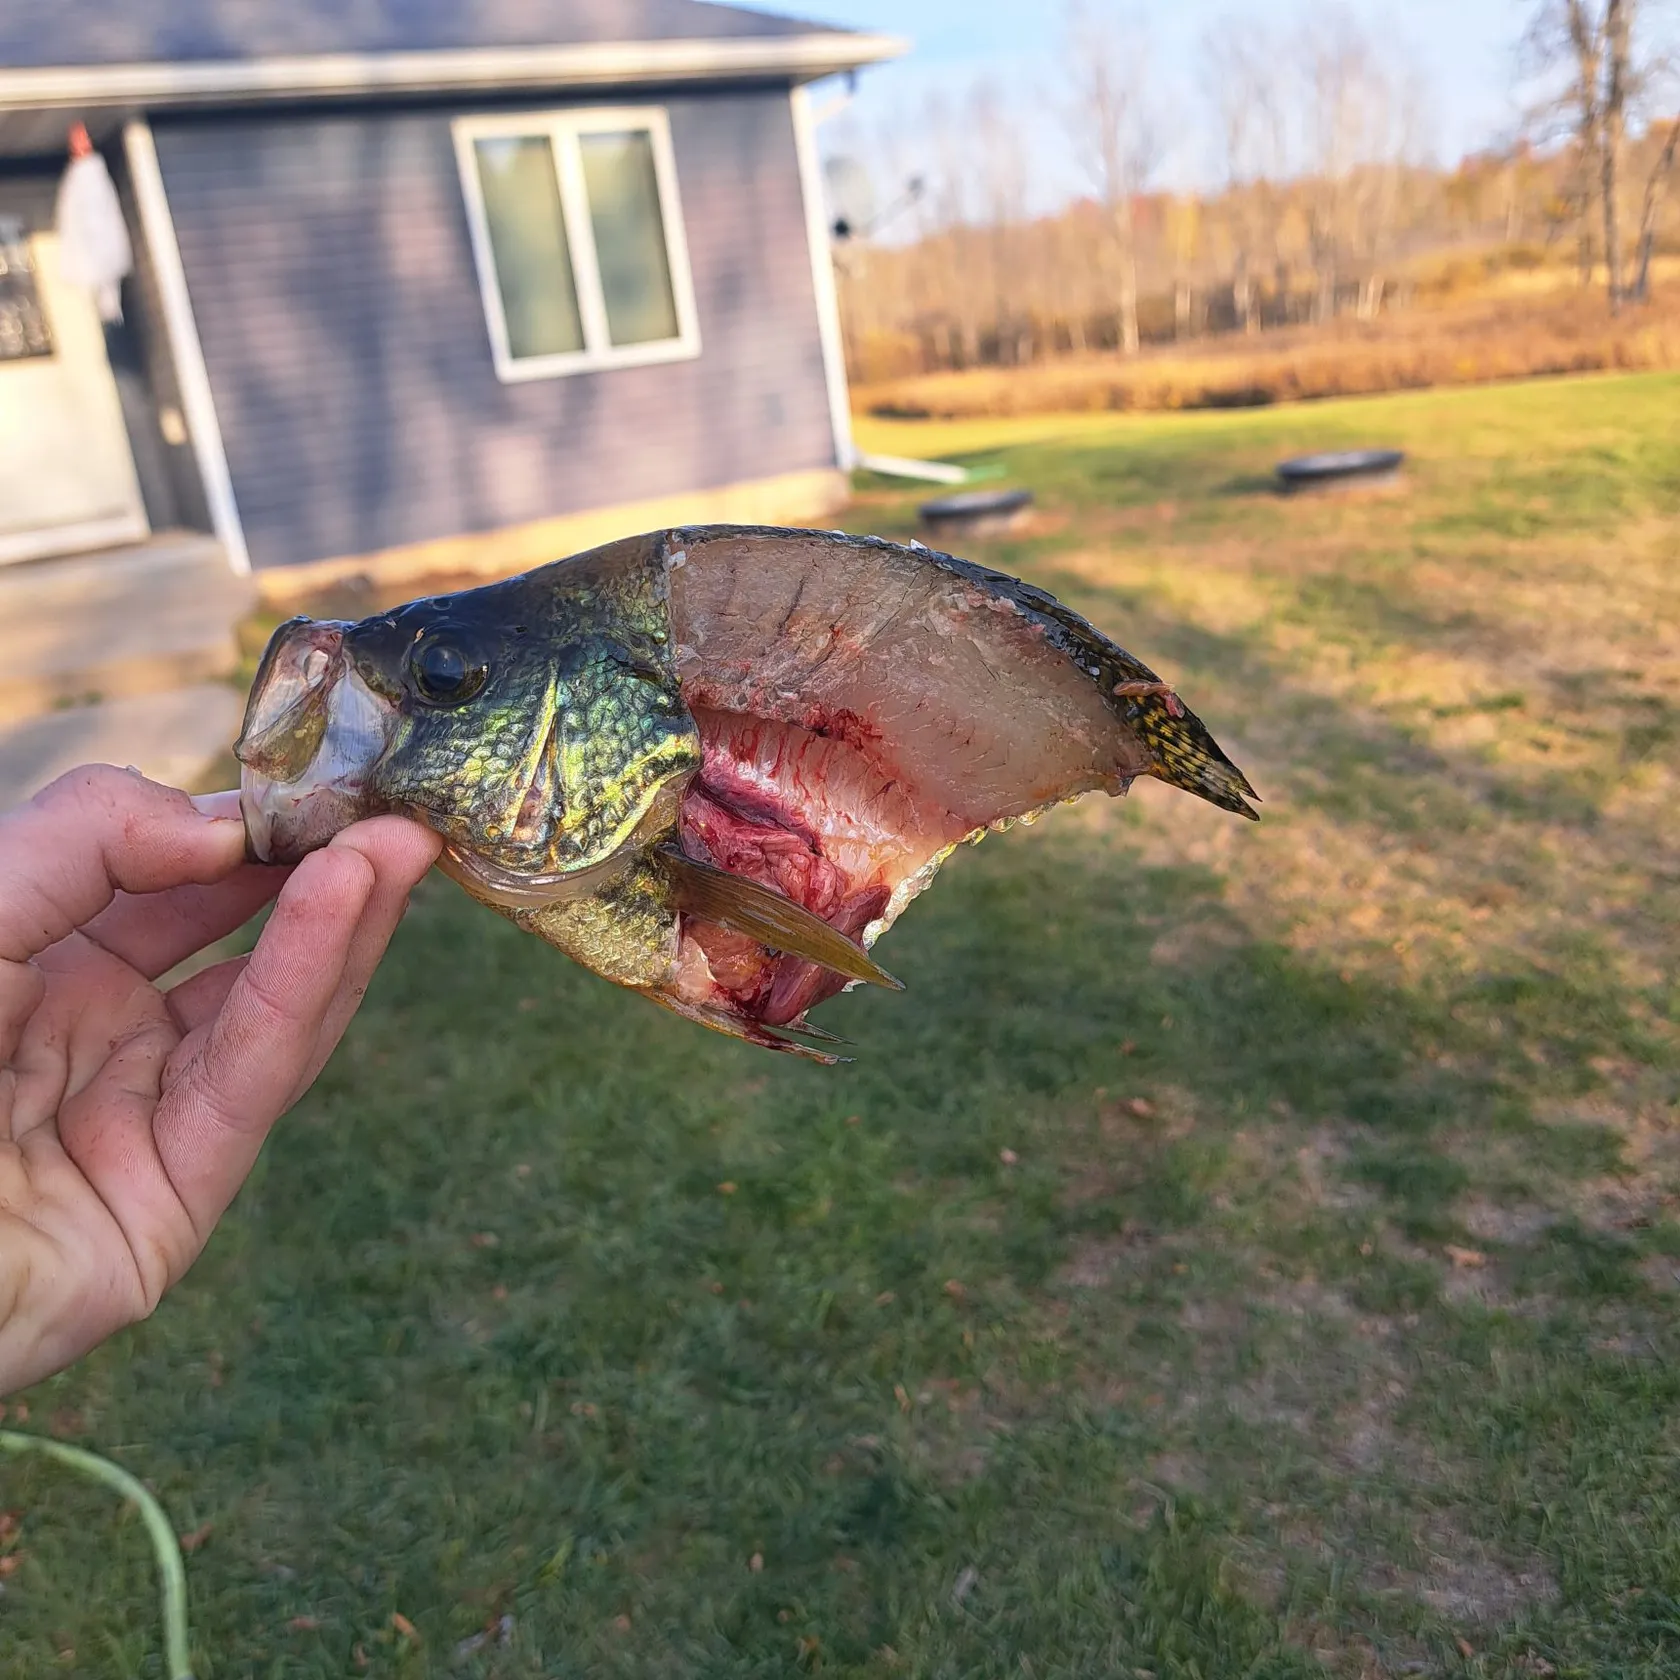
[0,532,254,808]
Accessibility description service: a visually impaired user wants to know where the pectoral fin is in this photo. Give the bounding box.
[656,844,904,992]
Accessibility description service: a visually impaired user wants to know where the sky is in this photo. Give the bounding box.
[734,0,1538,217]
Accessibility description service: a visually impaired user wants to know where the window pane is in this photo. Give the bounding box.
[472,136,583,359]
[579,130,680,347]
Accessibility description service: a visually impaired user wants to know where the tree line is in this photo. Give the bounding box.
[830,2,1680,383]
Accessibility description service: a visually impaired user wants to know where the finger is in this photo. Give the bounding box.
[84,864,290,981]
[153,844,375,1235]
[0,768,246,965]
[164,952,249,1035]
[0,769,245,1066]
[294,816,441,1088]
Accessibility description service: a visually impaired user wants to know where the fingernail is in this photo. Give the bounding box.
[191,789,244,821]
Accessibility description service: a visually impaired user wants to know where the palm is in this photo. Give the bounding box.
[0,769,439,1394]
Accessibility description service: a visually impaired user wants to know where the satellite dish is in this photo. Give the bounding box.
[823,154,875,242]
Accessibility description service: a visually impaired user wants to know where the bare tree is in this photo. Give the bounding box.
[1632,111,1680,296]
[1203,17,1292,333]
[1061,3,1158,356]
[1297,9,1418,323]
[1525,0,1672,309]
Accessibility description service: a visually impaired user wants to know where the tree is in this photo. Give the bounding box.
[1203,16,1292,333]
[1524,0,1673,309]
[1061,3,1159,356]
[1632,111,1680,297]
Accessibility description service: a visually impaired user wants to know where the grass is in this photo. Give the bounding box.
[4,371,1680,1678]
[855,282,1680,420]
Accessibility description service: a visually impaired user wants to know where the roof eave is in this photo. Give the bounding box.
[0,32,909,113]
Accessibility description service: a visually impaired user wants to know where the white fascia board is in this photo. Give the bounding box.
[0,34,908,111]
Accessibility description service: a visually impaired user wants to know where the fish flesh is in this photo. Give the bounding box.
[237,525,1257,1059]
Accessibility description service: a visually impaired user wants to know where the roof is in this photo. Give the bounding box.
[0,1,903,111]
[0,0,843,67]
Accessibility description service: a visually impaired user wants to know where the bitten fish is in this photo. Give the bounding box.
[237,525,1258,1059]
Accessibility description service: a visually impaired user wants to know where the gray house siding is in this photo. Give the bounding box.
[151,90,837,572]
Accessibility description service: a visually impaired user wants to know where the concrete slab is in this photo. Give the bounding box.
[0,684,244,813]
[0,533,255,722]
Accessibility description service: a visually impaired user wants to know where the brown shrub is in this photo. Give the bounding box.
[856,284,1680,420]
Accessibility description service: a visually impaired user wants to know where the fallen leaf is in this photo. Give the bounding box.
[845,1114,861,1126]
[491,1284,509,1302]
[0,1552,23,1577]
[0,1511,20,1541]
[178,1522,214,1554]
[894,1383,912,1413]
[718,1181,737,1196]
[287,1616,321,1633]
[570,1401,598,1419]
[353,1643,369,1669]
[391,1612,419,1643]
[798,1634,821,1659]
[778,1608,793,1623]
[1457,1636,1475,1659]
[706,1279,725,1294]
[999,1148,1019,1165]
[951,1565,980,1606]
[1126,1097,1155,1119]
[1445,1245,1487,1269]
[943,1278,967,1301]
[469,1231,499,1249]
[874,1291,895,1306]
[613,1614,632,1632]
[749,1552,764,1572]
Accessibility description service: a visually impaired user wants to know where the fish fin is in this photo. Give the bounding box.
[1113,682,1260,820]
[776,1015,852,1046]
[655,845,904,992]
[643,986,848,1064]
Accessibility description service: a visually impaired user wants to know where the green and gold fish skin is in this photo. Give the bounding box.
[339,536,701,881]
[239,523,1257,1057]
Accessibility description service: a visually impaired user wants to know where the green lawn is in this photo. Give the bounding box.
[4,372,1679,1678]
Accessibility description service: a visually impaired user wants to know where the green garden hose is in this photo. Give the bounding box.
[0,1430,193,1680]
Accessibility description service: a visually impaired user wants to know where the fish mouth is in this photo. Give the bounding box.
[237,617,396,863]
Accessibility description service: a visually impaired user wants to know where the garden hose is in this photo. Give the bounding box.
[0,1430,193,1680]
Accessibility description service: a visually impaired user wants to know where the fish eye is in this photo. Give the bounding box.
[409,634,488,707]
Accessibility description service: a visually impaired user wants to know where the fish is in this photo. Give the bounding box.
[237,524,1257,1060]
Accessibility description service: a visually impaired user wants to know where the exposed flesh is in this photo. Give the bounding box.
[659,528,1150,1031]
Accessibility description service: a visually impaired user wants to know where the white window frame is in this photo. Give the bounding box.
[452,105,701,383]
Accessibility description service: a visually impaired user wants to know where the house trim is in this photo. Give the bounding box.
[788,84,854,473]
[253,465,850,606]
[452,105,702,383]
[122,118,251,575]
[0,35,907,112]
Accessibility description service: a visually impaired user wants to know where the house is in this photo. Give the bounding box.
[0,0,901,611]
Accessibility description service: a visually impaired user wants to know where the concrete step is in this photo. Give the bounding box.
[0,683,244,814]
[0,534,256,723]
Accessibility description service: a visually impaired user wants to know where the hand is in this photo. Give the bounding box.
[0,766,441,1395]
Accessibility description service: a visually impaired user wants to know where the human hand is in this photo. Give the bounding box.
[0,766,441,1394]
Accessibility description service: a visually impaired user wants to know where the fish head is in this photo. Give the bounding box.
[238,556,702,885]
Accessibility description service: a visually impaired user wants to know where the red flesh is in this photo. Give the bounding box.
[673,705,962,1028]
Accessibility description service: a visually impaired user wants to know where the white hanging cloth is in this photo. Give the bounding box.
[54,152,132,324]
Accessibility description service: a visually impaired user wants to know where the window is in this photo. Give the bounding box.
[453,108,700,382]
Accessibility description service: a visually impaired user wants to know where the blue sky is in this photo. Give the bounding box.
[739,0,1535,209]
